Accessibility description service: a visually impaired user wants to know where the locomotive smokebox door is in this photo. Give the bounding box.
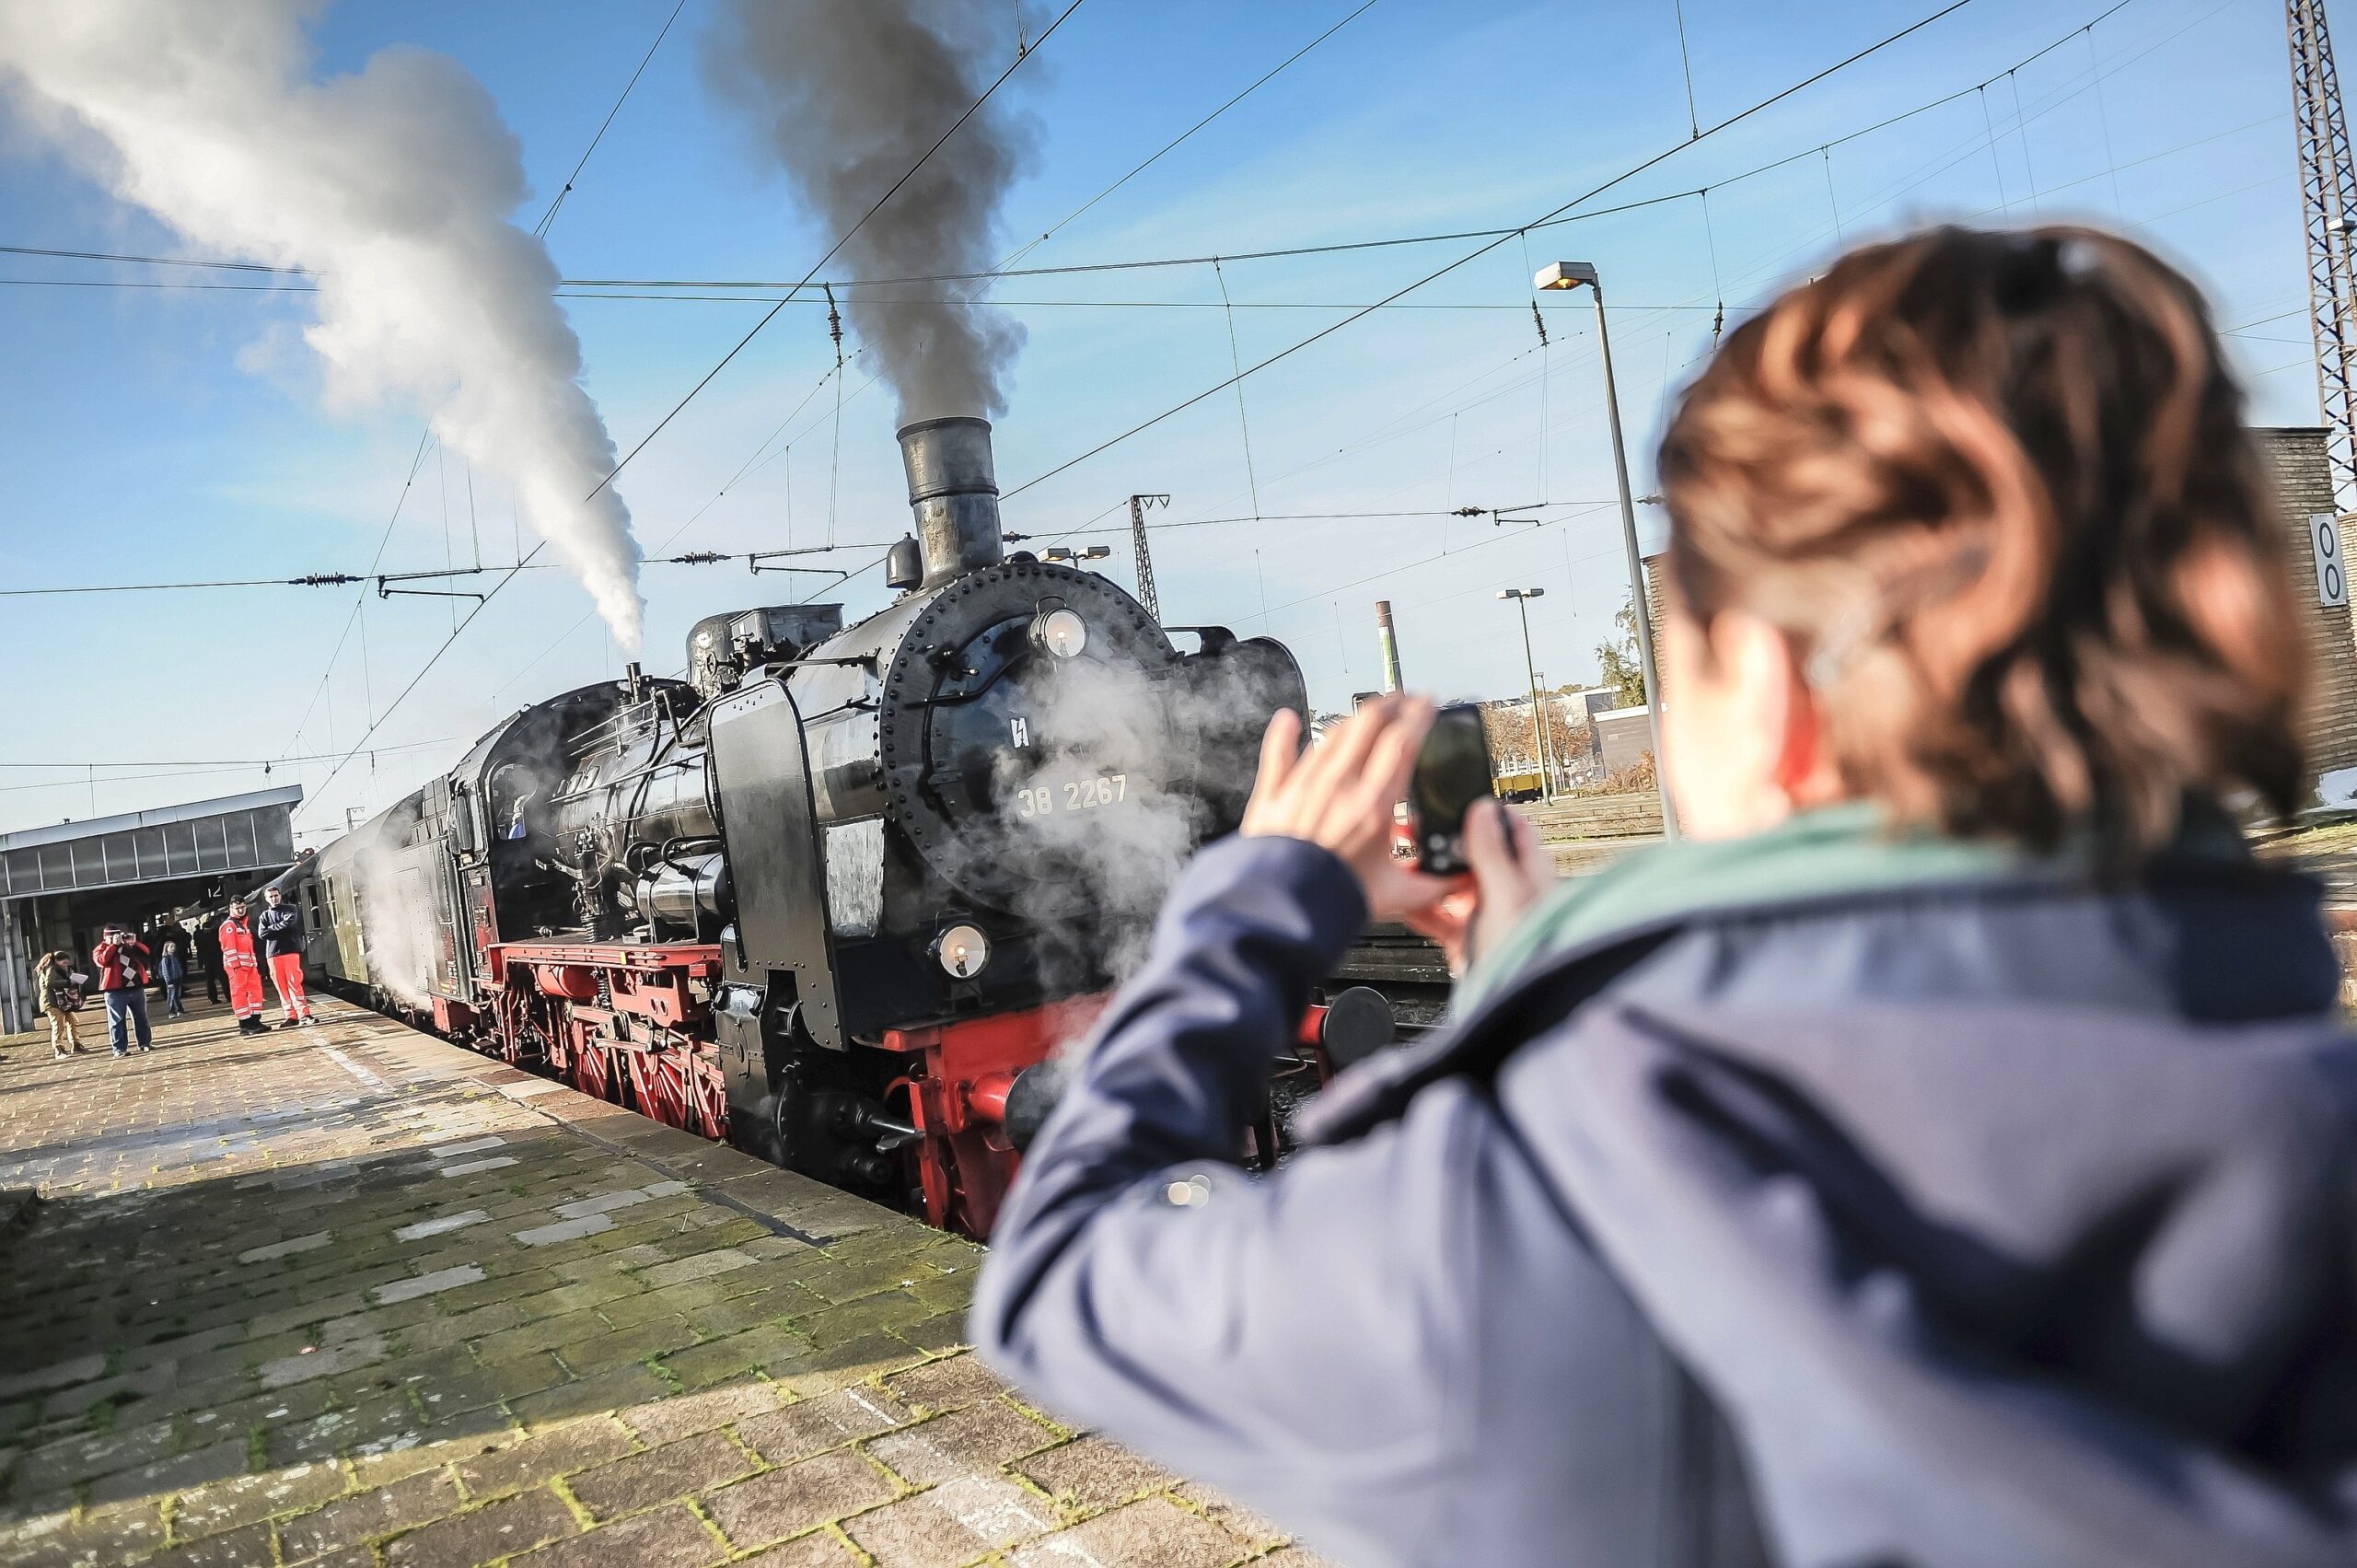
[708,679,842,1144]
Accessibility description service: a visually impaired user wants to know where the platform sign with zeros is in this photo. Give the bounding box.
[2313,514,2348,609]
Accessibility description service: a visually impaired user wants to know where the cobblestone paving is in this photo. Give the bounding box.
[0,997,1327,1568]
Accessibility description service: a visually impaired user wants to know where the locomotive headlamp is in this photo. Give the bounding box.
[1031,608,1088,660]
[935,923,991,979]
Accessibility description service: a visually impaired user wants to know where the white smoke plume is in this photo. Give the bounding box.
[0,0,646,649]
[349,837,435,1012]
[704,0,1037,424]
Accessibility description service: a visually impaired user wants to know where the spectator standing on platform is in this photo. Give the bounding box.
[195,912,225,1005]
[976,228,2357,1567]
[34,951,85,1060]
[217,898,266,1037]
[91,924,153,1058]
[154,919,188,1019]
[256,885,313,1028]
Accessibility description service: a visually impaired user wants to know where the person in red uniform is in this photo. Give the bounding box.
[217,897,268,1036]
[256,885,314,1028]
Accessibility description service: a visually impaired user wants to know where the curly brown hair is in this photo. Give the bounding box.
[1655,225,2308,854]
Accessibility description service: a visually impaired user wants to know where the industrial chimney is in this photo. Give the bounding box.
[898,416,1004,587]
[1374,599,1404,692]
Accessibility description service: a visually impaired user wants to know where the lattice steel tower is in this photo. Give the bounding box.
[2291,0,2357,504]
[1126,493,1168,621]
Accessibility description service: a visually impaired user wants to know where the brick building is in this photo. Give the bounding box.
[2258,426,2357,779]
[1637,424,2357,787]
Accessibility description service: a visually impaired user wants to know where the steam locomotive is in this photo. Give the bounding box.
[273,417,1387,1237]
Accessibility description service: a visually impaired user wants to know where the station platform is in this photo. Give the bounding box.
[0,996,1319,1568]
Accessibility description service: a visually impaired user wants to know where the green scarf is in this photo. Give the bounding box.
[1456,800,2251,1012]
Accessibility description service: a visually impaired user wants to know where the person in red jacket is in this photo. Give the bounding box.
[91,923,153,1057]
[216,898,268,1037]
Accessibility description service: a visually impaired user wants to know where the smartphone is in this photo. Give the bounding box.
[1411,703,1497,876]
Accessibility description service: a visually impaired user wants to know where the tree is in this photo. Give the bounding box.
[1595,600,1646,708]
[1479,697,1595,787]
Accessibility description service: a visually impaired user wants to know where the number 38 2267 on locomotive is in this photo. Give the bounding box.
[285,416,1392,1237]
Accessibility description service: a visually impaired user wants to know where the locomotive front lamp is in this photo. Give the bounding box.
[1031,608,1089,660]
[935,923,991,979]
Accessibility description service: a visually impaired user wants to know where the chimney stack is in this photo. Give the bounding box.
[1374,599,1404,692]
[898,416,1004,587]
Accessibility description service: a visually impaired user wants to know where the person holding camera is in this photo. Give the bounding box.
[33,951,86,1060]
[973,227,2357,1566]
[91,924,154,1058]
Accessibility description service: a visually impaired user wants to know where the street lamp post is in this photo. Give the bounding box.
[1497,588,1553,803]
[1535,260,1678,840]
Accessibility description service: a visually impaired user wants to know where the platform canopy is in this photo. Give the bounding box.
[0,784,302,902]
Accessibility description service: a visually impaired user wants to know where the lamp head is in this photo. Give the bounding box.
[1534,260,1600,292]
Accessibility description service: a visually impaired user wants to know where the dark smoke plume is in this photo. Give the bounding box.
[705,0,1038,423]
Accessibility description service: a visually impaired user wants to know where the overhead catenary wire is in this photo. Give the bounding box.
[995,0,1984,505]
[994,0,1381,273]
[0,15,2129,307]
[1213,258,1263,523]
[1,0,2163,313]
[1672,0,1702,139]
[0,550,777,598]
[534,0,689,238]
[0,737,470,770]
[274,427,433,768]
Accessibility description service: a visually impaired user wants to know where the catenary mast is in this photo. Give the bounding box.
[2290,0,2357,505]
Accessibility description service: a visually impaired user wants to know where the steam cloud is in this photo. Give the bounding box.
[945,648,1287,993]
[350,836,434,1012]
[0,0,647,650]
[705,0,1037,423]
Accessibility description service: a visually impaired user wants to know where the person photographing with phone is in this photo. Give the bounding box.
[91,923,154,1059]
[973,226,2357,1567]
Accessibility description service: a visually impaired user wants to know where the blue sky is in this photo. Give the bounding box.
[0,0,2318,840]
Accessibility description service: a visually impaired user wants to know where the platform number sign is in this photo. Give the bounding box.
[2314,514,2349,609]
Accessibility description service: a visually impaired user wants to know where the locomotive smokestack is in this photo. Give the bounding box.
[899,416,1004,587]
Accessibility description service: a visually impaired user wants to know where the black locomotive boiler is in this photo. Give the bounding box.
[293,416,1379,1236]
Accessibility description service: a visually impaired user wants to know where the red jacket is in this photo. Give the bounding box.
[217,916,259,971]
[92,940,150,992]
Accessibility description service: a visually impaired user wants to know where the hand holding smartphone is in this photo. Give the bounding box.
[1410,704,1499,877]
